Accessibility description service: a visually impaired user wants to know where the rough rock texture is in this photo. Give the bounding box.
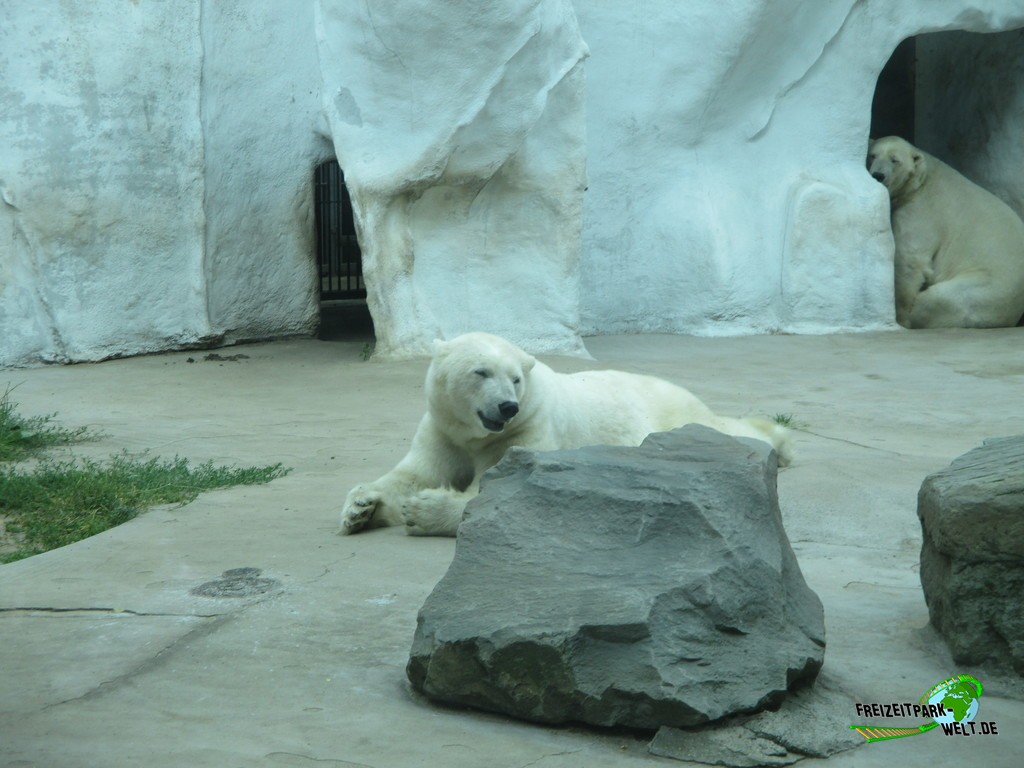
[201,2,325,343]
[407,426,825,730]
[316,0,589,358]
[0,3,210,365]
[649,675,862,766]
[577,1,1024,338]
[0,1,325,366]
[6,2,1024,365]
[917,28,1024,223]
[918,436,1024,674]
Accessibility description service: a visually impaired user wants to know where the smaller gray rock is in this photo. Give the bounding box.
[918,436,1024,674]
[649,676,862,766]
[741,677,862,758]
[651,726,798,767]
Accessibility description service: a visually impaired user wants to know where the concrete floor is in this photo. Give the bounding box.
[1,329,1022,767]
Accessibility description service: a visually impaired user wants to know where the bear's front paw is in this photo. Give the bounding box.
[339,485,381,535]
[401,489,463,538]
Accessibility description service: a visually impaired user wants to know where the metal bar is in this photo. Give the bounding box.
[314,160,366,301]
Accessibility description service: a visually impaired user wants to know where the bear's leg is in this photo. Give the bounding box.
[894,247,933,328]
[339,418,476,535]
[910,275,995,328]
[340,483,407,534]
[400,487,475,537]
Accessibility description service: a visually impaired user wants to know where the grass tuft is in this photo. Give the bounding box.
[0,453,289,563]
[772,413,807,429]
[0,388,290,564]
[0,386,98,461]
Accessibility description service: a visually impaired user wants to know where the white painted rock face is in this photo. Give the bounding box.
[2,1,1024,365]
[0,4,209,365]
[316,0,590,358]
[575,0,1024,338]
[317,0,1024,354]
[0,2,326,366]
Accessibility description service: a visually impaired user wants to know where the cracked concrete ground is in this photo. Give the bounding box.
[1,330,1022,767]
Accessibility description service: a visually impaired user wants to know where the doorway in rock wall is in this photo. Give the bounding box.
[869,28,1024,327]
[870,37,916,141]
[313,160,374,341]
[871,28,1024,222]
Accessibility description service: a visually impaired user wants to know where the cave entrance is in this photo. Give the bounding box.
[313,159,374,341]
[870,28,1024,223]
[870,37,916,141]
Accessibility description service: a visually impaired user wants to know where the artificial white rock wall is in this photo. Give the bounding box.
[2,0,1023,367]
[575,0,1024,337]
[0,1,329,367]
[0,2,209,365]
[316,0,589,357]
[201,2,326,342]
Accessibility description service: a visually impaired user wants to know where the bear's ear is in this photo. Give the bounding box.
[520,351,536,373]
[912,152,923,168]
[431,338,450,357]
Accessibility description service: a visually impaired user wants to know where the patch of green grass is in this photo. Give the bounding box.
[0,453,289,563]
[0,386,98,461]
[0,389,290,564]
[772,413,807,429]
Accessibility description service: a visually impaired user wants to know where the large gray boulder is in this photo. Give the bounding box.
[918,436,1024,674]
[407,425,825,730]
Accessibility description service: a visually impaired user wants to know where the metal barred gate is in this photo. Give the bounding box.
[314,161,366,301]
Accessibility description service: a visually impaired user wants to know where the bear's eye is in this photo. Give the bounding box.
[473,369,490,378]
[513,377,521,385]
[891,157,900,165]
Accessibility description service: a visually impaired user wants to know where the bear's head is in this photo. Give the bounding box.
[426,332,536,440]
[867,136,926,203]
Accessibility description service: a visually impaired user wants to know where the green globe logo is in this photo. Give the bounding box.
[850,674,985,742]
[923,674,982,726]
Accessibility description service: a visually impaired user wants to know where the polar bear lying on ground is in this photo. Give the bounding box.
[340,332,793,537]
[868,136,1024,328]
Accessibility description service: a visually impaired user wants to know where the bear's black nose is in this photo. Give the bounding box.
[498,401,519,419]
[872,172,886,183]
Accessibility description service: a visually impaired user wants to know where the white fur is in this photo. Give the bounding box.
[868,136,1024,328]
[340,332,792,537]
